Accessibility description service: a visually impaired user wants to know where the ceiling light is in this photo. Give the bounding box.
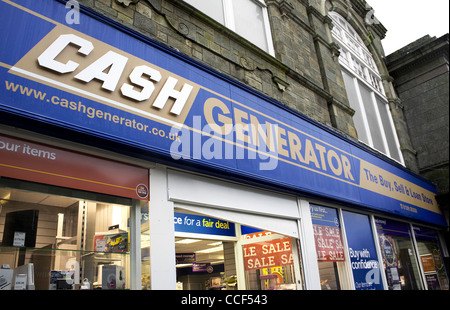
[196,246,223,254]
[207,241,222,246]
[175,239,202,244]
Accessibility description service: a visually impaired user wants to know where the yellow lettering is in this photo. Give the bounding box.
[304,139,320,169]
[315,144,327,171]
[204,97,233,135]
[276,127,289,157]
[287,131,305,162]
[249,115,275,152]
[234,108,250,143]
[341,155,355,181]
[327,150,342,176]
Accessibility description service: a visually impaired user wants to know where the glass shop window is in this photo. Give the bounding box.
[174,210,239,291]
[310,205,349,290]
[375,218,423,290]
[0,179,135,290]
[413,226,449,290]
[241,227,299,290]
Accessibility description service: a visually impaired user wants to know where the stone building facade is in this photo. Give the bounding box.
[78,0,418,171]
[386,33,449,256]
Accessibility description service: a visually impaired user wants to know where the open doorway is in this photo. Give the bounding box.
[175,238,236,290]
[174,207,302,290]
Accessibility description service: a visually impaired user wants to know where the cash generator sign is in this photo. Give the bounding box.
[0,0,444,225]
[8,23,357,183]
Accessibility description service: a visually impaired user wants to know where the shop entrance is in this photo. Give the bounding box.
[174,209,238,290]
[175,238,236,290]
[174,207,303,290]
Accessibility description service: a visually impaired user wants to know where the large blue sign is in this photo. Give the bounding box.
[343,211,384,290]
[0,0,446,226]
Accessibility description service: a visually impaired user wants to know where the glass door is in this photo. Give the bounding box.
[239,227,302,290]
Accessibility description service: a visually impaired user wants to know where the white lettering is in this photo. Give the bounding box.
[120,65,162,101]
[152,76,193,115]
[37,34,93,73]
[74,50,128,91]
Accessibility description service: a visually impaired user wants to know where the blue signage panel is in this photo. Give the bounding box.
[342,211,384,290]
[174,212,235,237]
[310,204,340,228]
[375,217,412,238]
[413,226,440,241]
[0,0,446,226]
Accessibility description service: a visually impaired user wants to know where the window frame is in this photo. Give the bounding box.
[329,12,404,164]
[184,0,275,55]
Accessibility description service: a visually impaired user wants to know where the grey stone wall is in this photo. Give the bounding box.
[386,34,449,225]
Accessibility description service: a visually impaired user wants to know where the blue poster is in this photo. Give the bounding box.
[342,211,384,290]
[375,217,411,238]
[310,204,340,228]
[174,212,235,237]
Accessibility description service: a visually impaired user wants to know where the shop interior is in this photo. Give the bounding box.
[0,178,134,290]
[174,209,298,290]
[175,238,233,290]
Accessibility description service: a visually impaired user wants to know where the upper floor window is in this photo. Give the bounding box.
[329,12,403,164]
[184,0,275,55]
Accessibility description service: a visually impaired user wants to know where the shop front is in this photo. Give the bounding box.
[165,169,305,290]
[0,0,448,291]
[0,134,149,290]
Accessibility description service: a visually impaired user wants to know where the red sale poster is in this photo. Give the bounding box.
[243,237,294,270]
[313,224,345,261]
[310,205,345,262]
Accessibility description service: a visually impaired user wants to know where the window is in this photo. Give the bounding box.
[341,211,384,290]
[241,228,298,290]
[329,12,403,163]
[375,218,423,290]
[310,205,350,290]
[184,0,225,24]
[184,0,275,54]
[413,226,449,290]
[0,178,139,290]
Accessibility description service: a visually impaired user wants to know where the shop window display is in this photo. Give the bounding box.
[173,208,301,290]
[174,210,239,290]
[375,218,423,290]
[414,226,449,290]
[140,204,151,290]
[0,179,134,290]
[310,205,348,290]
[241,227,298,290]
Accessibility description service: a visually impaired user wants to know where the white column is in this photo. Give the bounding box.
[149,165,177,289]
[297,199,321,289]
